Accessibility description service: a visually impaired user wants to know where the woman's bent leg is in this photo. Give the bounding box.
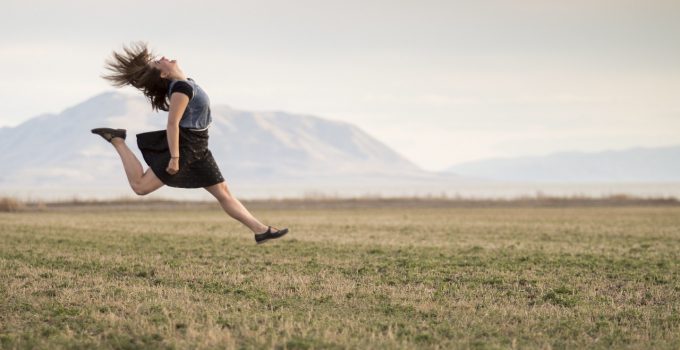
[204,181,269,234]
[111,139,164,195]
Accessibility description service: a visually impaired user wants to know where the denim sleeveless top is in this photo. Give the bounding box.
[167,77,212,130]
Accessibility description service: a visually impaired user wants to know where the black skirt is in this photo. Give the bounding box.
[136,127,225,188]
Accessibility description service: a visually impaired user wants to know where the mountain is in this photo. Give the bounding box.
[445,146,680,182]
[0,91,468,199]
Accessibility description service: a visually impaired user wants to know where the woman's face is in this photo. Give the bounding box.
[149,56,179,79]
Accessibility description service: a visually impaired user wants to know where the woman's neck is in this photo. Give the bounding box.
[168,69,188,81]
[169,74,188,81]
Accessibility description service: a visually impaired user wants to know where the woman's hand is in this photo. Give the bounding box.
[166,157,180,175]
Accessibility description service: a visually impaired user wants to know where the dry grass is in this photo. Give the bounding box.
[0,205,679,349]
[0,197,23,212]
[16,194,680,212]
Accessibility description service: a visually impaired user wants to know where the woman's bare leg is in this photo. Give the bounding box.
[204,181,270,234]
[111,138,164,195]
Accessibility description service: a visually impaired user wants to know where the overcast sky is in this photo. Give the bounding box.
[1,0,678,171]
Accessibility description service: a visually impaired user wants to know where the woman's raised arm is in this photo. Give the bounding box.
[165,92,190,174]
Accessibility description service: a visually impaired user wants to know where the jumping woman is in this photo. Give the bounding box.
[92,41,288,244]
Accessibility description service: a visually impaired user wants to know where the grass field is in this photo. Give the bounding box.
[1,202,679,349]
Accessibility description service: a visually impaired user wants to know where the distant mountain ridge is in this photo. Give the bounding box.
[0,91,457,198]
[445,146,680,182]
[3,91,678,200]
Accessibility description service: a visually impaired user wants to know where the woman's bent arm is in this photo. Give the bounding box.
[167,93,190,156]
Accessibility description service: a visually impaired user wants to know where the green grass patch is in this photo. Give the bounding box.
[0,206,679,348]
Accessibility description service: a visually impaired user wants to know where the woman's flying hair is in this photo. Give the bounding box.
[101,41,170,111]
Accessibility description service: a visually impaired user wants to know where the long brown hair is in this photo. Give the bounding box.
[101,41,170,112]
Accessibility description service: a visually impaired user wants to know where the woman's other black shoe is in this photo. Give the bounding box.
[91,128,127,142]
[255,226,289,244]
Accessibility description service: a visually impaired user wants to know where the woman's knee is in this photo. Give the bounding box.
[133,187,150,196]
[134,189,150,196]
[131,171,163,196]
[131,182,151,196]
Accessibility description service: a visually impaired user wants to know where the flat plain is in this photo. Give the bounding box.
[1,199,679,349]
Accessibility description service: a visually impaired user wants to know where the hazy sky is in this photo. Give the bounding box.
[1,0,679,171]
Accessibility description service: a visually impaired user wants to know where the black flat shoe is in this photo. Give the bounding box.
[255,226,289,244]
[91,128,126,142]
